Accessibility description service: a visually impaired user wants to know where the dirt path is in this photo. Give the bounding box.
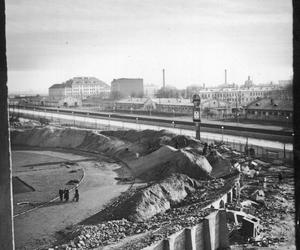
[14,153,130,250]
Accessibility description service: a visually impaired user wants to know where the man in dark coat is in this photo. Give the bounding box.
[64,188,69,201]
[73,188,79,202]
[59,189,64,201]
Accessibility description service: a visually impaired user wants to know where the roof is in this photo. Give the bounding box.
[49,77,109,89]
[246,98,293,111]
[111,78,143,84]
[117,97,193,106]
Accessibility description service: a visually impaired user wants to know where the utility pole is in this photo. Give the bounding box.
[0,0,15,247]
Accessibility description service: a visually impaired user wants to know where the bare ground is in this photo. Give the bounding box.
[13,149,130,250]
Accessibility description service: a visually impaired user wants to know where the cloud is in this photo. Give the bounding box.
[6,0,292,91]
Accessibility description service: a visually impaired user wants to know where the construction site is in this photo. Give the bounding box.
[7,114,295,250]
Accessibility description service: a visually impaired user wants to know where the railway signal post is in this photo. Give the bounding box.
[192,94,201,140]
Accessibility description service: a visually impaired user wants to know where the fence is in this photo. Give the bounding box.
[10,108,293,163]
[199,135,293,162]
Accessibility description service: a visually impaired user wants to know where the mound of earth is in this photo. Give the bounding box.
[128,145,212,181]
[12,127,209,179]
[206,150,235,178]
[11,127,231,181]
[109,173,203,222]
[11,127,125,154]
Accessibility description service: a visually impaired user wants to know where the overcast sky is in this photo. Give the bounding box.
[6,0,292,94]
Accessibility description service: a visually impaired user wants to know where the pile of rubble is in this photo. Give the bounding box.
[56,219,160,249]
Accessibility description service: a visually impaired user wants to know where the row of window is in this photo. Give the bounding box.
[247,110,292,116]
[200,91,267,99]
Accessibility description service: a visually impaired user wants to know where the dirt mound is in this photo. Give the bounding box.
[12,127,209,180]
[110,173,203,221]
[128,145,212,181]
[167,134,202,149]
[206,150,234,178]
[11,127,125,153]
[101,129,176,155]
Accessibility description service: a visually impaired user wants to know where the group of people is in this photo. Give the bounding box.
[59,187,79,202]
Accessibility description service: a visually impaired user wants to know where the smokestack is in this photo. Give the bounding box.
[225,69,227,85]
[248,76,250,81]
[162,69,165,89]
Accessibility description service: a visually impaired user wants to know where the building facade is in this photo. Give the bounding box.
[198,83,281,107]
[49,77,110,100]
[144,84,159,97]
[111,78,144,98]
[245,98,293,122]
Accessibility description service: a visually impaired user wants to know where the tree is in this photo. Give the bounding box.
[155,86,183,98]
[185,85,203,99]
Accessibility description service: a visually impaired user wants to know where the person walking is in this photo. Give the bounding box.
[64,188,69,202]
[59,189,64,201]
[73,188,79,202]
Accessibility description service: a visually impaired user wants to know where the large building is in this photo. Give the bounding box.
[111,78,144,98]
[49,77,110,100]
[198,79,283,107]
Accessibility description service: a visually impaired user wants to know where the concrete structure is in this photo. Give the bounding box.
[142,210,229,250]
[245,98,293,122]
[111,78,144,98]
[49,77,109,100]
[0,1,15,246]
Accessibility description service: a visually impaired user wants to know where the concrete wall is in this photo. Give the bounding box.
[142,210,229,250]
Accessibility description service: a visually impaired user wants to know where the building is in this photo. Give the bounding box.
[244,76,254,88]
[144,84,159,97]
[245,98,293,122]
[111,78,144,98]
[198,82,282,107]
[49,77,110,100]
[113,97,233,117]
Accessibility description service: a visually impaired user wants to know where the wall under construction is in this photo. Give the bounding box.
[142,210,229,250]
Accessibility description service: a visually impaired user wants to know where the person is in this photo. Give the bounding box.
[278,173,283,183]
[64,188,69,201]
[59,189,64,201]
[73,188,79,202]
[203,143,208,155]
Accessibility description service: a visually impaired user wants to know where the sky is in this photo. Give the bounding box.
[6,0,292,94]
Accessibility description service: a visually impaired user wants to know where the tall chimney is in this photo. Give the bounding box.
[225,69,227,85]
[162,69,165,89]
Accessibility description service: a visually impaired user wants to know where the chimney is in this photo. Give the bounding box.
[248,76,250,81]
[225,69,227,85]
[162,69,165,90]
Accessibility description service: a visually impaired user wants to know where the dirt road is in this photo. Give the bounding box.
[14,151,130,250]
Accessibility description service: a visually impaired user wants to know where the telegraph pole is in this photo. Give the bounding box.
[0,0,15,248]
[192,94,201,140]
